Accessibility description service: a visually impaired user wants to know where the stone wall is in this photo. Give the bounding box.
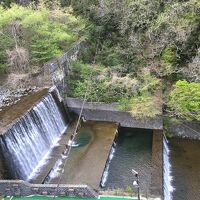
[167,120,200,140]
[65,97,163,130]
[0,180,97,198]
[43,41,87,96]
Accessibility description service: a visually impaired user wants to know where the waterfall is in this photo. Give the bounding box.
[100,142,116,187]
[43,150,68,183]
[163,136,174,200]
[0,93,68,181]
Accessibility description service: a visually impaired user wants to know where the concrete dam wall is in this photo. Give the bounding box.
[0,89,69,180]
[66,97,163,130]
[0,89,98,198]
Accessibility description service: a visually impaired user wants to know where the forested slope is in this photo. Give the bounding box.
[0,0,199,120]
[65,0,200,120]
[0,2,84,73]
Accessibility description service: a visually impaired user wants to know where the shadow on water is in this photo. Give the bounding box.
[169,138,200,200]
[104,127,152,195]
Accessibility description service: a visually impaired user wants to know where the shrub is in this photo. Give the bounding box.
[119,95,162,119]
[0,3,85,72]
[0,33,15,73]
[161,47,177,66]
[125,186,133,195]
[67,62,139,103]
[167,80,200,120]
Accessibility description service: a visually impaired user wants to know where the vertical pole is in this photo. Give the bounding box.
[136,174,140,200]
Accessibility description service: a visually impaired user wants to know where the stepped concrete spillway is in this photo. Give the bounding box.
[0,89,69,180]
[31,120,78,184]
[0,89,48,180]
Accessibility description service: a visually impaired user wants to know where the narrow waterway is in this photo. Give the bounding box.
[170,138,200,200]
[103,127,152,196]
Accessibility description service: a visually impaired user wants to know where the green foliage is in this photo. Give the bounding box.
[0,0,38,7]
[0,0,199,121]
[96,46,122,67]
[160,47,178,76]
[0,3,85,71]
[67,61,162,118]
[114,188,124,196]
[161,47,177,65]
[67,62,139,103]
[139,71,161,94]
[0,33,15,73]
[168,80,200,120]
[125,186,133,194]
[119,95,162,119]
[60,0,98,16]
[68,0,199,120]
[63,0,199,120]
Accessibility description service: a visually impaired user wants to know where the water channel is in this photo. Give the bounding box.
[169,138,200,200]
[102,127,153,196]
[48,121,117,189]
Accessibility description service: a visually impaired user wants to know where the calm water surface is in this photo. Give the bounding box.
[170,138,200,200]
[104,127,153,195]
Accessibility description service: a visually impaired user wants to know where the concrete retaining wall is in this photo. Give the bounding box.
[43,41,87,95]
[167,120,200,140]
[66,98,163,130]
[0,180,97,197]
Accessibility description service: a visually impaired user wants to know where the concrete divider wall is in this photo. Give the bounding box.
[150,130,163,198]
[66,97,163,130]
[0,180,97,198]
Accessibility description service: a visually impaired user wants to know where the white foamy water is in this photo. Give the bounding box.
[101,142,116,187]
[0,93,68,180]
[163,137,174,200]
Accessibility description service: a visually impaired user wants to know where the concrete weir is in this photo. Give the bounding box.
[66,98,163,130]
[49,121,118,189]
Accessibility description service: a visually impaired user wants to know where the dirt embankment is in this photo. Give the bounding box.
[0,71,51,109]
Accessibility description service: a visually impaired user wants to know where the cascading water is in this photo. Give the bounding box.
[43,149,68,184]
[100,142,116,187]
[0,92,68,181]
[163,136,174,200]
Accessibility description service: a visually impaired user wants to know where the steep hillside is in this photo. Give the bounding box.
[0,2,85,107]
[0,0,199,120]
[64,0,200,120]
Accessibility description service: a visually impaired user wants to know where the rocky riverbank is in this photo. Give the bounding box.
[0,71,51,110]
